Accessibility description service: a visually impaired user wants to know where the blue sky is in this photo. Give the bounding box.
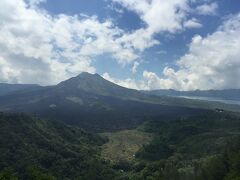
[0,0,240,90]
[41,0,235,78]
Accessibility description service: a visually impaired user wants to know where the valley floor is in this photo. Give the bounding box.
[101,129,153,162]
[99,111,240,179]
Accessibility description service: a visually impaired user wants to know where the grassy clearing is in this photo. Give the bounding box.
[101,129,153,162]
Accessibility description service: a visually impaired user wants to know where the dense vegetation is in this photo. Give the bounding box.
[1,111,240,179]
[111,111,240,180]
[101,130,152,162]
[0,113,116,179]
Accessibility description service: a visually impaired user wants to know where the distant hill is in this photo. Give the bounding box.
[0,83,40,96]
[0,73,239,131]
[0,112,116,179]
[143,89,240,101]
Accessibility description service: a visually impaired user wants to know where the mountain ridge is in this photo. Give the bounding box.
[0,72,239,131]
[57,72,141,99]
[0,72,209,131]
[0,83,40,96]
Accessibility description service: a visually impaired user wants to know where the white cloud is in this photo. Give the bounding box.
[101,70,172,90]
[184,18,202,28]
[0,57,20,83]
[110,0,216,54]
[109,0,197,62]
[102,72,147,90]
[1,0,236,92]
[112,0,219,33]
[117,28,159,52]
[142,13,240,90]
[112,0,189,34]
[0,0,142,84]
[102,14,240,91]
[196,2,218,15]
[2,0,207,85]
[143,70,179,90]
[131,61,140,73]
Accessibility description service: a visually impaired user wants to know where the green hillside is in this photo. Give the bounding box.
[0,112,116,179]
[101,111,240,180]
[1,111,240,180]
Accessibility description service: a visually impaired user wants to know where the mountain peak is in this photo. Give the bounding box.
[57,72,140,97]
[75,72,104,80]
[57,72,119,95]
[77,72,99,77]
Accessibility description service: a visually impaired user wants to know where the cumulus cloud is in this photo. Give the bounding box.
[196,2,218,15]
[111,0,215,53]
[111,0,217,32]
[102,72,147,90]
[117,28,159,52]
[0,0,142,84]
[101,71,172,90]
[184,18,202,28]
[102,14,240,91]
[112,0,189,33]
[0,0,234,91]
[143,14,240,90]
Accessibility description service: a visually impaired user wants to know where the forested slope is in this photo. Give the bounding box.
[0,113,116,179]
